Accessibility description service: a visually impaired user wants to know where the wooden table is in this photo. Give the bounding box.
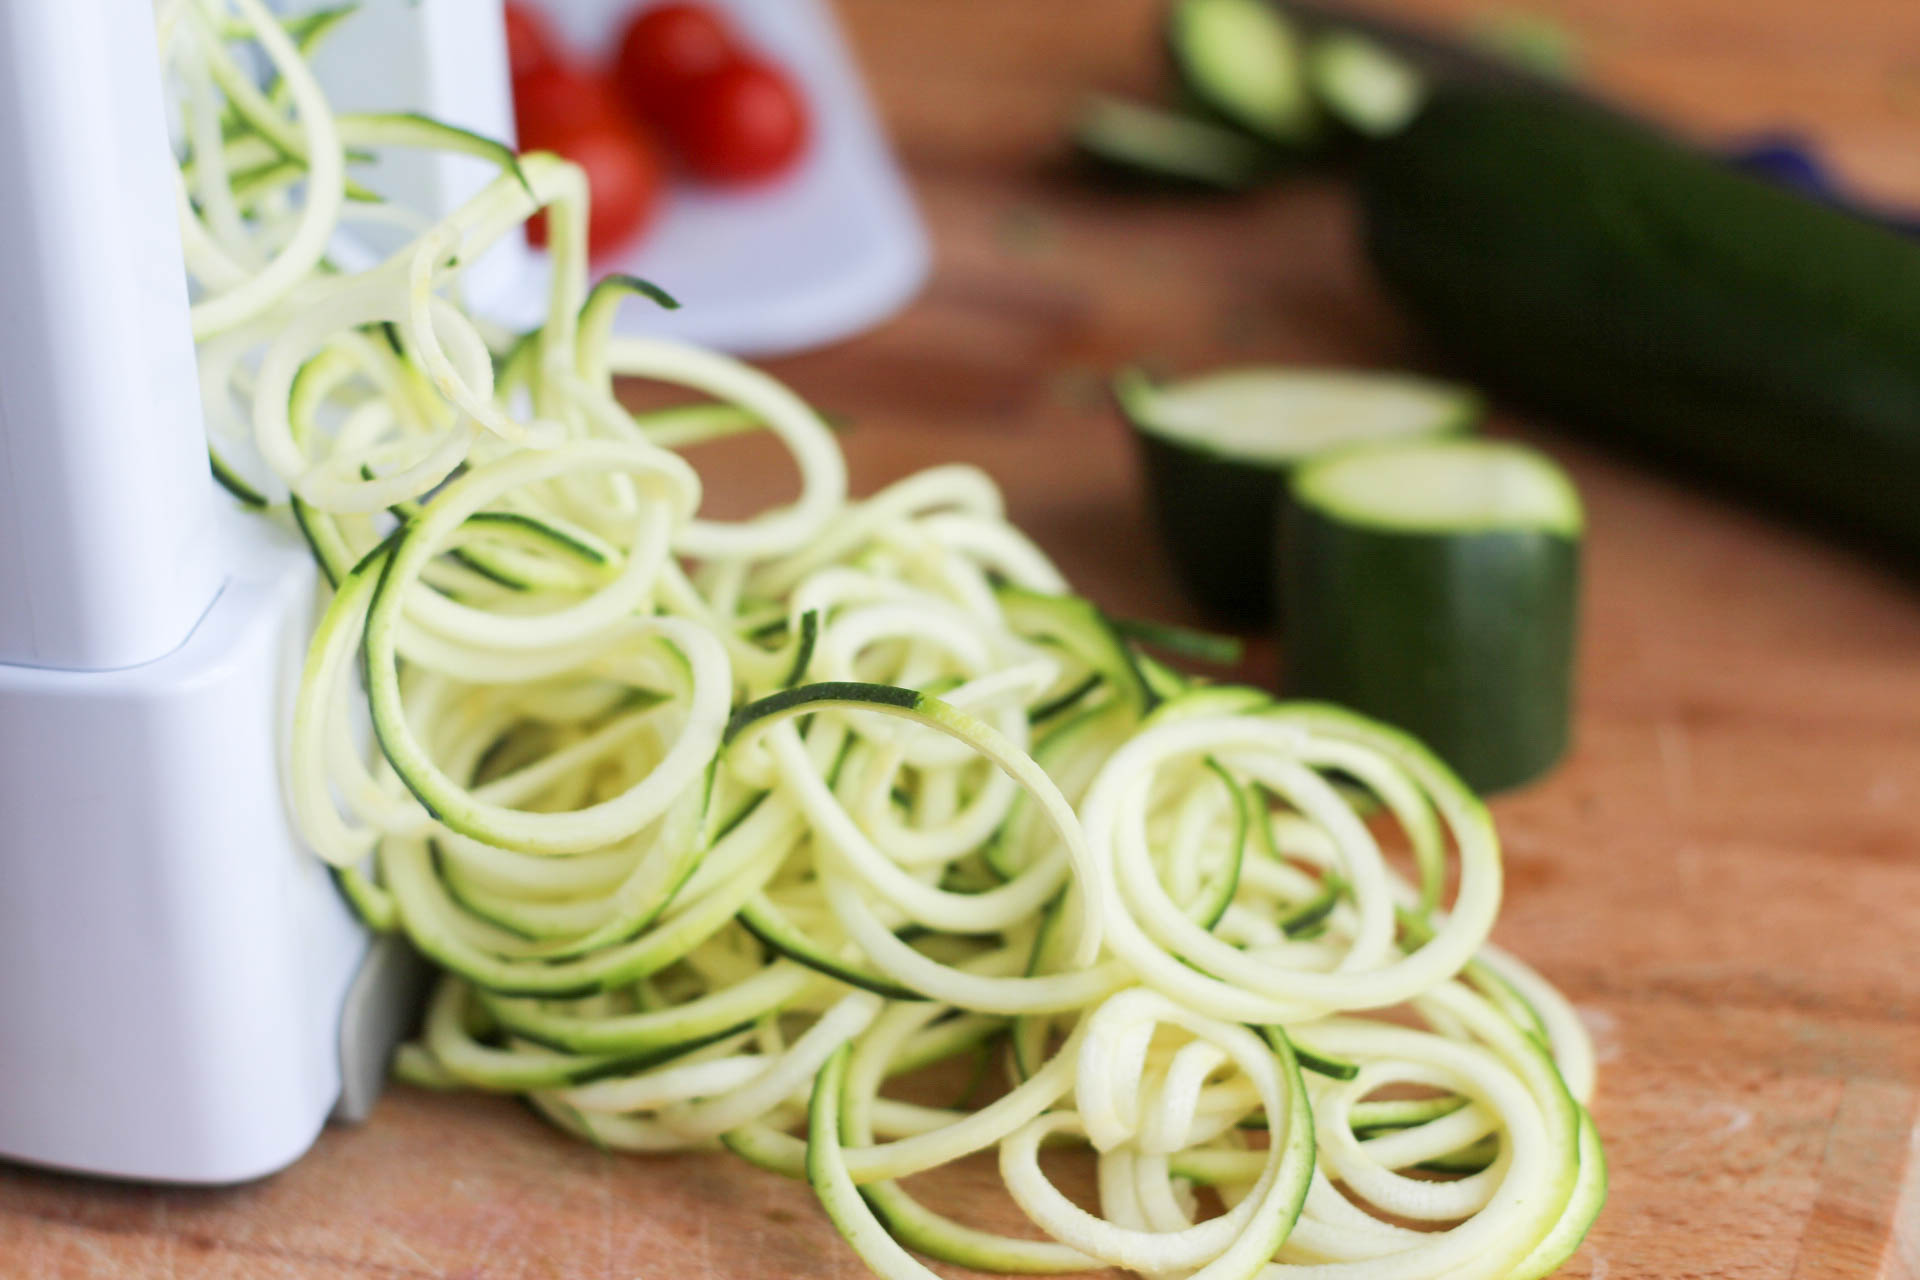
[7,1,1920,1275]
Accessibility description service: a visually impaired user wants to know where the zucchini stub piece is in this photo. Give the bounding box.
[1119,366,1480,623]
[1307,31,1426,139]
[1072,95,1278,192]
[1280,439,1581,793]
[1166,0,1319,147]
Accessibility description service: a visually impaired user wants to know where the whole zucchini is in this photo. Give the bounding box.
[1360,86,1920,559]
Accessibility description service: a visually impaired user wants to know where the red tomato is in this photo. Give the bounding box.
[522,118,664,259]
[513,64,626,142]
[614,4,739,124]
[503,3,564,83]
[664,58,809,184]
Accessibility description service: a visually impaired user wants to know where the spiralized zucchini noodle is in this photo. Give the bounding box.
[168,4,1603,1276]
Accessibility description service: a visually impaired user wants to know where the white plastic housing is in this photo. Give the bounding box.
[0,516,367,1183]
[0,0,221,670]
[0,0,524,1182]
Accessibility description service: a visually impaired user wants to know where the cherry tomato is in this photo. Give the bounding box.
[664,58,809,184]
[503,3,564,83]
[512,63,628,144]
[614,4,739,125]
[521,116,664,258]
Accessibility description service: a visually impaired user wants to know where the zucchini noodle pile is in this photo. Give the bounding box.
[170,3,1603,1276]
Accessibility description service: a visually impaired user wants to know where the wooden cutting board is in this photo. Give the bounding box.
[5,1,1919,1275]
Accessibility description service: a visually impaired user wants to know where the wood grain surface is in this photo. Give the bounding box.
[7,1,1920,1276]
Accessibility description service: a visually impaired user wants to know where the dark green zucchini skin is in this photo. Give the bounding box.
[1135,432,1290,624]
[1360,87,1920,560]
[1280,503,1579,793]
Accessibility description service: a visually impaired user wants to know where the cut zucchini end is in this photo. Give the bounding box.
[1292,438,1584,538]
[1072,95,1277,192]
[1309,31,1427,138]
[1117,365,1482,466]
[1167,0,1319,145]
[1121,365,1483,624]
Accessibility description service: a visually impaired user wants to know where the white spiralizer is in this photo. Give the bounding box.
[0,0,520,1184]
[0,0,921,1185]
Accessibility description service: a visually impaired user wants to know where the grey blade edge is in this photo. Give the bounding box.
[333,932,436,1124]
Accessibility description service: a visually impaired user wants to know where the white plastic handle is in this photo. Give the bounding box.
[0,0,221,670]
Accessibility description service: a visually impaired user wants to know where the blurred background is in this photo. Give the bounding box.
[736,0,1920,613]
